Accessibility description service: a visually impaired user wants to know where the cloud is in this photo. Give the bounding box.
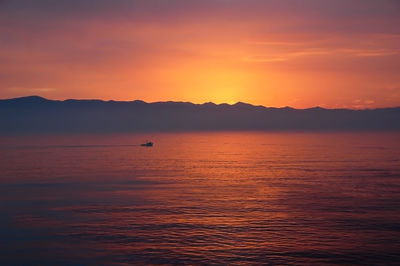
[355,51,398,57]
[240,33,400,68]
[242,48,399,63]
[351,99,377,109]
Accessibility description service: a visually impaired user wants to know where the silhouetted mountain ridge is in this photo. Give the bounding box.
[1,96,399,133]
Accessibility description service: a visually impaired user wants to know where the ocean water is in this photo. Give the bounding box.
[0,132,400,265]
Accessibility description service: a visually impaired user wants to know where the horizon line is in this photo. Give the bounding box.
[1,95,400,111]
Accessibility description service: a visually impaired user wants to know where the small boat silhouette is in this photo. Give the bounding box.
[141,141,153,147]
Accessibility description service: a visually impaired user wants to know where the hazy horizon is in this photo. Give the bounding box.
[2,95,400,134]
[3,95,400,110]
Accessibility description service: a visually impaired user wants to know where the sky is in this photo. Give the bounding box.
[1,0,400,109]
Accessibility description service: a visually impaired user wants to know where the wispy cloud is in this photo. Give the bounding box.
[355,50,398,57]
[351,99,377,109]
[243,48,399,63]
[244,33,400,62]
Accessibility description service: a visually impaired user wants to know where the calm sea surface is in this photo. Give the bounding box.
[1,132,400,265]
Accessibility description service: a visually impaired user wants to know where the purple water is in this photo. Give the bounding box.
[1,132,400,265]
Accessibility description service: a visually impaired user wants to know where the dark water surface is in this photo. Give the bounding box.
[1,132,400,265]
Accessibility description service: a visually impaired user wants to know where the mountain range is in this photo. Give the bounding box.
[1,96,399,133]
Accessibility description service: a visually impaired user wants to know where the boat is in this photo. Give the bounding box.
[141,141,153,147]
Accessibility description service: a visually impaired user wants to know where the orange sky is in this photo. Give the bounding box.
[1,0,400,109]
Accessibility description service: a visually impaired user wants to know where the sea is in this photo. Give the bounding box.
[0,132,400,265]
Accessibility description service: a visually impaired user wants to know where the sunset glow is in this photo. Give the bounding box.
[2,2,400,264]
[1,0,400,108]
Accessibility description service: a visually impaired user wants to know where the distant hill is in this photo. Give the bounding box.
[1,96,399,133]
